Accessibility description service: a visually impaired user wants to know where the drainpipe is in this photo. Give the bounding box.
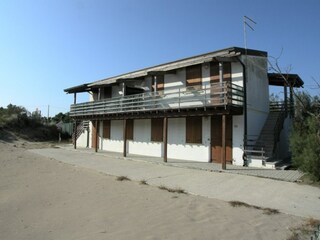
[236,56,248,166]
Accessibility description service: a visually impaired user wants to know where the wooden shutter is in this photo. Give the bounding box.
[103,120,110,139]
[210,62,232,83]
[186,116,202,144]
[151,118,163,142]
[186,64,202,88]
[126,119,133,140]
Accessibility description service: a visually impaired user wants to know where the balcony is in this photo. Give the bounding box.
[69,82,244,119]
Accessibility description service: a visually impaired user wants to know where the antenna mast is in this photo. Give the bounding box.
[243,16,257,50]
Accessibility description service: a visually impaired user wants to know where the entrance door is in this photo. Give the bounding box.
[91,121,99,149]
[211,116,232,163]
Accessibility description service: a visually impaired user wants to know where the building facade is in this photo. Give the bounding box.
[65,47,303,168]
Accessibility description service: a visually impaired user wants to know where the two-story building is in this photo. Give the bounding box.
[64,47,303,168]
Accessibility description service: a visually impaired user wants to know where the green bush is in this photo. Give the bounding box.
[289,91,320,181]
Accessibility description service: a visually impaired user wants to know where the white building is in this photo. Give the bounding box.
[65,47,303,168]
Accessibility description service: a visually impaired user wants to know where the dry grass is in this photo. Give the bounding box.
[139,179,148,185]
[116,176,131,181]
[287,218,320,240]
[158,185,187,194]
[229,201,280,215]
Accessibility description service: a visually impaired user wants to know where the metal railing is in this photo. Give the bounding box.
[69,82,244,117]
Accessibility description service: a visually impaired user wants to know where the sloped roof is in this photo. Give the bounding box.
[64,46,267,93]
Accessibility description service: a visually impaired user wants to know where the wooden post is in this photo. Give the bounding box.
[284,84,288,116]
[74,120,77,149]
[221,115,226,170]
[74,93,77,105]
[95,120,98,153]
[163,117,168,162]
[123,119,127,157]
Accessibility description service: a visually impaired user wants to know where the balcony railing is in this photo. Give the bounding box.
[69,82,244,117]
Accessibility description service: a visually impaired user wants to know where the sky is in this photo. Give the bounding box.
[0,0,319,116]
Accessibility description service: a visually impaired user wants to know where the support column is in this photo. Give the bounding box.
[290,86,294,118]
[284,84,288,116]
[221,115,226,170]
[95,120,98,153]
[123,119,127,157]
[219,62,224,104]
[74,121,77,149]
[154,76,157,94]
[163,117,168,162]
[73,93,77,149]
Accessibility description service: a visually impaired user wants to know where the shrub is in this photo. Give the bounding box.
[290,117,320,181]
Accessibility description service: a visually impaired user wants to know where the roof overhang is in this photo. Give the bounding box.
[64,84,92,94]
[268,73,304,88]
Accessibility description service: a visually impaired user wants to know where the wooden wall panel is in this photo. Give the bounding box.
[126,119,133,140]
[151,118,163,142]
[186,116,202,144]
[103,120,110,139]
[210,62,232,83]
[186,64,202,87]
[211,116,232,163]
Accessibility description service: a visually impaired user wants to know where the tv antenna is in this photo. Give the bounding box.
[243,16,256,50]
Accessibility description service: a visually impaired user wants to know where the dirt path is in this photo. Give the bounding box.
[0,139,306,240]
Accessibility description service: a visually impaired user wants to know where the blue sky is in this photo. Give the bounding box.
[0,0,319,116]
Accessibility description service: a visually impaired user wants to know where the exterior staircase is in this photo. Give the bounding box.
[72,121,89,144]
[255,111,285,160]
[245,103,287,168]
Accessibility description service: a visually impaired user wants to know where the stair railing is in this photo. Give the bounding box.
[72,121,89,143]
[270,102,286,155]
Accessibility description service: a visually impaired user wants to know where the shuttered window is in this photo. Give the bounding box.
[103,87,112,99]
[126,119,133,140]
[210,62,232,83]
[151,118,163,142]
[103,120,110,139]
[186,64,202,88]
[186,116,202,144]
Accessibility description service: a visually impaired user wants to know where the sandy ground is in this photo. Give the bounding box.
[0,138,307,240]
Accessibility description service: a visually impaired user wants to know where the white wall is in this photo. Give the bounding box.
[244,55,269,139]
[76,129,88,148]
[96,117,211,162]
[128,119,162,157]
[167,117,210,162]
